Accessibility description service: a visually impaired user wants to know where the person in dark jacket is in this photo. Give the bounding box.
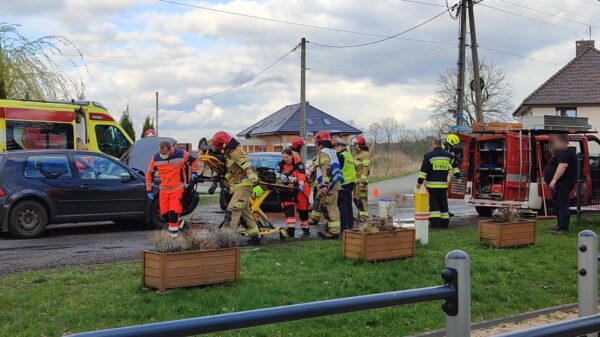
[544,134,577,234]
[417,139,460,229]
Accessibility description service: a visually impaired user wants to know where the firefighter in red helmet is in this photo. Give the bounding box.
[290,137,305,161]
[143,129,157,138]
[352,135,370,222]
[314,130,344,238]
[212,131,262,245]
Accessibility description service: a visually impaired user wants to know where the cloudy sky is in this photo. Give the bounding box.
[5,0,600,143]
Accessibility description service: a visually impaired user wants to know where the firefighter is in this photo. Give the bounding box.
[290,137,305,160]
[146,141,197,237]
[335,139,357,231]
[417,138,460,229]
[444,134,460,154]
[212,131,262,245]
[352,135,370,222]
[314,130,344,239]
[278,148,310,238]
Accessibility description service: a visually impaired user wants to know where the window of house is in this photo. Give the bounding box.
[95,125,130,158]
[306,118,314,125]
[323,118,332,126]
[556,107,577,118]
[24,154,72,179]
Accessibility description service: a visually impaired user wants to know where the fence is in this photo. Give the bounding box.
[67,231,600,337]
[577,152,600,225]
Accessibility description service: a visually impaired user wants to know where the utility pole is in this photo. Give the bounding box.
[155,91,159,136]
[467,0,484,123]
[299,37,307,162]
[455,0,467,127]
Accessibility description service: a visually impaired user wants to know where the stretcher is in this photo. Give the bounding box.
[197,150,297,240]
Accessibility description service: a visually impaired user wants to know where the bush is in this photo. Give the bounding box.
[151,229,246,253]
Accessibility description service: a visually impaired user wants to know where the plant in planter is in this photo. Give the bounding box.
[142,229,243,293]
[343,217,416,262]
[477,207,536,248]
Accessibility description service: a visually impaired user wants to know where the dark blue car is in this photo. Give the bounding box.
[0,149,179,238]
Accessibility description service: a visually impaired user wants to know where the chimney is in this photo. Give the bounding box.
[576,40,595,56]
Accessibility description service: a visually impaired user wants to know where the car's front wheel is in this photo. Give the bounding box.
[8,200,49,239]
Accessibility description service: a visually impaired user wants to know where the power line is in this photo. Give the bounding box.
[498,0,600,29]
[310,47,455,70]
[163,43,300,102]
[398,0,446,7]
[479,3,589,35]
[308,10,448,48]
[478,46,562,66]
[576,0,600,8]
[524,0,600,25]
[157,0,455,46]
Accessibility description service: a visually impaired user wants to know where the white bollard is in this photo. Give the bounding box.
[578,230,598,337]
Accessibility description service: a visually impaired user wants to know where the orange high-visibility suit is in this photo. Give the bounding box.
[146,147,196,234]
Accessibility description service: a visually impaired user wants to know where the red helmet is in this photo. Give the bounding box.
[212,131,232,151]
[143,129,156,138]
[353,135,367,147]
[291,137,305,150]
[314,130,331,145]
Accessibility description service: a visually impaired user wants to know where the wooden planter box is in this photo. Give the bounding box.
[342,229,416,262]
[477,220,536,248]
[142,247,240,293]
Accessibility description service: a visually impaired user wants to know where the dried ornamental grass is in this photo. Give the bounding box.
[358,216,395,233]
[492,207,520,224]
[151,229,246,253]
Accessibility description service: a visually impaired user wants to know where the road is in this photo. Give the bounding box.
[0,174,476,276]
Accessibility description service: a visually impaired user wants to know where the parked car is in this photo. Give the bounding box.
[1,150,161,238]
[219,152,284,212]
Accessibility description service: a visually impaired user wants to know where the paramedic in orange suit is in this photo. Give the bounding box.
[146,141,197,237]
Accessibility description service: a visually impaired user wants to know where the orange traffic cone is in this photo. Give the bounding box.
[373,184,380,198]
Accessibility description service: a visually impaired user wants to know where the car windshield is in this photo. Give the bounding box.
[248,153,281,170]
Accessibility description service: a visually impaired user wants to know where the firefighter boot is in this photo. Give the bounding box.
[302,228,311,236]
[286,227,296,239]
[248,235,261,246]
[219,211,232,229]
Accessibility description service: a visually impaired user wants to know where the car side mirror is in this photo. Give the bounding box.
[131,168,144,176]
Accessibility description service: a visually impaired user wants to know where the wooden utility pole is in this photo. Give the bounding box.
[299,38,307,162]
[455,0,467,127]
[155,91,159,136]
[467,0,484,123]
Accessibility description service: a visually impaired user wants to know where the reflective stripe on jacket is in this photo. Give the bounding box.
[146,148,196,191]
[417,147,459,189]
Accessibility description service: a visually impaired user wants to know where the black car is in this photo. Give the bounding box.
[219,152,284,212]
[0,150,163,238]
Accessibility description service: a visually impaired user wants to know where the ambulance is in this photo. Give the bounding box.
[0,99,133,158]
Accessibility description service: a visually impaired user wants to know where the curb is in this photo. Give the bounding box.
[407,302,584,337]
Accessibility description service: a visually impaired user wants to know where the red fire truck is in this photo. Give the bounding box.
[448,130,600,216]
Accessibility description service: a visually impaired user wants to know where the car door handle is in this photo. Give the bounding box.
[80,184,92,189]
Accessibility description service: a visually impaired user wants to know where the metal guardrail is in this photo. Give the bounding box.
[493,314,600,337]
[67,251,471,337]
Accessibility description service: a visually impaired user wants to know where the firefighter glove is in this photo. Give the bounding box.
[224,173,231,181]
[253,185,264,198]
[147,192,154,200]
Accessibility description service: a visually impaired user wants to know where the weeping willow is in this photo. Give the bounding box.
[0,22,86,101]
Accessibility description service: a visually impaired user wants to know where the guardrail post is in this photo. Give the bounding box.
[444,250,471,337]
[579,230,598,337]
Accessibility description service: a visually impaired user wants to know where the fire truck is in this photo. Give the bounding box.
[0,99,133,158]
[448,119,600,216]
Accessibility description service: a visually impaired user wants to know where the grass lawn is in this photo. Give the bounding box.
[0,220,596,337]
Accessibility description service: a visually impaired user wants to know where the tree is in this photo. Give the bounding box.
[119,104,136,141]
[366,122,383,144]
[429,58,514,134]
[0,22,85,100]
[141,115,154,138]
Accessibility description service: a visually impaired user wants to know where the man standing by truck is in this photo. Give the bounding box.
[417,139,460,229]
[544,134,577,234]
[146,141,197,237]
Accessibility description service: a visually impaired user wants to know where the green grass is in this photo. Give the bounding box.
[0,221,595,337]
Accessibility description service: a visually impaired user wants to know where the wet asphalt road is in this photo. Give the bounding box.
[0,174,477,276]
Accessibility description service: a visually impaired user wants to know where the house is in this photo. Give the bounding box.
[237,102,362,152]
[513,40,600,129]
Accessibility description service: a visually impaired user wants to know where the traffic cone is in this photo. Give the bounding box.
[373,184,380,198]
